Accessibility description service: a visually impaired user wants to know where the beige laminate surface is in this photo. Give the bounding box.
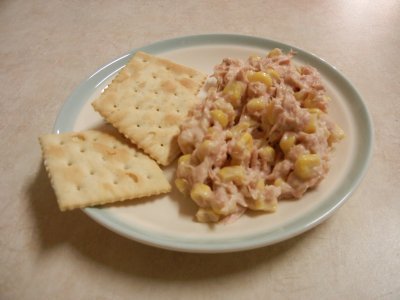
[1,0,399,299]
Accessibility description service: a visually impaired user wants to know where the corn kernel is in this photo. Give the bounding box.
[178,154,191,165]
[238,132,253,151]
[190,183,213,206]
[248,199,277,212]
[265,102,276,124]
[294,91,307,102]
[294,154,321,180]
[259,146,275,163]
[249,54,261,62]
[223,81,245,108]
[246,97,265,113]
[266,68,280,80]
[304,113,317,134]
[196,140,213,161]
[267,48,282,58]
[279,134,296,154]
[328,124,345,146]
[256,179,265,191]
[303,94,317,108]
[230,122,250,136]
[274,178,284,187]
[307,108,322,115]
[196,208,220,223]
[210,109,229,128]
[218,166,245,185]
[175,178,189,195]
[247,71,272,87]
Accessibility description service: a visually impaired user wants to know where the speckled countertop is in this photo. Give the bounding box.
[1,1,399,299]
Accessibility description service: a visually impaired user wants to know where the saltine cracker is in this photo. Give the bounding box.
[92,51,206,166]
[39,130,171,211]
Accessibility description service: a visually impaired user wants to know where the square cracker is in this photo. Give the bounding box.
[92,51,206,166]
[39,130,171,211]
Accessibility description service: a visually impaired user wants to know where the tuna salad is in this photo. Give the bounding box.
[175,49,344,223]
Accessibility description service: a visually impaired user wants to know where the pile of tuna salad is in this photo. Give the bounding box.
[175,48,344,223]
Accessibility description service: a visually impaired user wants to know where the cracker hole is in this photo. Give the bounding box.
[80,148,85,153]
[142,59,147,63]
[112,145,117,149]
[136,124,140,128]
[174,92,178,96]
[76,185,81,191]
[156,108,160,112]
[113,104,117,108]
[176,109,180,113]
[60,141,65,145]
[127,172,139,182]
[135,106,139,110]
[189,75,194,79]
[160,143,164,147]
[154,91,158,95]
[113,180,118,185]
[67,161,73,166]
[158,125,162,129]
[90,170,95,175]
[146,174,152,179]
[152,75,157,79]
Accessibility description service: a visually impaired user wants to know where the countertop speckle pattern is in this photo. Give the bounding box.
[1,1,399,299]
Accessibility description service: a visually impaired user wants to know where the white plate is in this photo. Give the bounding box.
[54,34,373,253]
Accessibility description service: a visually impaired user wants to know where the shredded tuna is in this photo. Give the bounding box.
[175,49,344,223]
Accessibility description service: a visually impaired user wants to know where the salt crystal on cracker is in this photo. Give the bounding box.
[92,51,206,166]
[39,130,171,211]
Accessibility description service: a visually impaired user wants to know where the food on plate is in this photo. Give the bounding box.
[92,51,207,166]
[39,130,171,211]
[176,48,344,223]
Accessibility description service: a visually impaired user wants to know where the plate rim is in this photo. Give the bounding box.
[53,34,373,253]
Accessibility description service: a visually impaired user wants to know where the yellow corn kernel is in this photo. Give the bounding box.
[294,91,307,102]
[328,124,345,146]
[294,154,321,180]
[248,199,277,212]
[178,154,191,165]
[196,140,213,161]
[303,94,317,108]
[304,113,317,134]
[267,48,282,58]
[238,132,253,151]
[247,71,272,87]
[190,183,213,206]
[246,97,265,113]
[230,122,250,136]
[265,102,276,125]
[274,178,284,187]
[223,81,245,108]
[279,134,296,154]
[218,166,245,185]
[256,179,265,191]
[175,178,189,195]
[210,109,229,128]
[196,208,220,223]
[206,127,217,137]
[249,54,261,62]
[322,95,331,102]
[259,146,275,163]
[266,68,280,80]
[307,108,322,115]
